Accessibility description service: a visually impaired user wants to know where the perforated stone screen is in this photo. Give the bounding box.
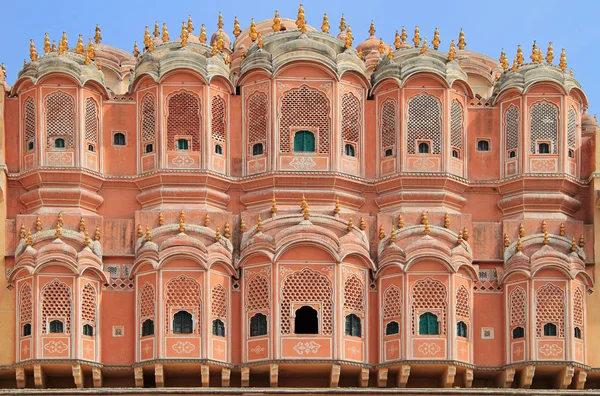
[166,91,201,151]
[164,275,202,334]
[505,105,519,152]
[211,95,226,142]
[535,283,565,337]
[141,93,156,144]
[211,284,227,319]
[410,277,447,335]
[383,284,402,319]
[84,98,98,144]
[509,286,526,326]
[343,274,364,312]
[45,91,75,148]
[81,283,97,327]
[407,94,441,154]
[41,279,72,334]
[341,92,360,155]
[139,283,155,319]
[380,99,396,153]
[530,102,558,154]
[24,97,35,148]
[247,92,268,155]
[455,285,470,319]
[568,106,577,149]
[450,100,463,150]
[19,283,32,326]
[246,274,270,312]
[574,287,584,327]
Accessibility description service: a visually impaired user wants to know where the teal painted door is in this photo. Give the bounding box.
[294,131,315,152]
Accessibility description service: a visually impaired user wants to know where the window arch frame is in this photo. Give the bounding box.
[250,313,268,337]
[212,318,225,337]
[385,320,399,336]
[512,326,525,339]
[293,130,316,153]
[49,319,65,334]
[142,318,155,337]
[113,132,126,146]
[172,310,194,334]
[344,313,362,337]
[294,305,319,335]
[418,312,439,335]
[456,321,468,338]
[543,322,557,337]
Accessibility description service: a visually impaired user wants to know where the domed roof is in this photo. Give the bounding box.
[211,29,232,50]
[582,110,598,130]
[356,22,389,56]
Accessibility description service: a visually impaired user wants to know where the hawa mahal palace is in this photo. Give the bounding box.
[0,6,599,393]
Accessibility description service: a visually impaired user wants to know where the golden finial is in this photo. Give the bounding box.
[421,211,428,225]
[179,209,186,226]
[144,26,152,49]
[205,213,211,227]
[559,48,567,72]
[519,223,525,238]
[462,227,469,241]
[271,10,281,32]
[322,13,330,33]
[153,21,160,39]
[447,39,456,62]
[303,203,310,221]
[23,59,27,68]
[158,212,165,226]
[250,19,258,42]
[75,34,84,55]
[546,41,553,64]
[79,217,86,232]
[357,50,363,59]
[504,233,510,247]
[187,15,194,34]
[511,56,518,72]
[387,47,394,60]
[379,225,386,240]
[257,33,263,49]
[55,223,62,239]
[516,236,522,252]
[84,50,90,65]
[499,49,508,71]
[133,42,139,58]
[257,215,263,232]
[420,37,427,55]
[543,230,549,245]
[412,25,421,47]
[559,223,565,236]
[424,220,430,235]
[296,4,306,30]
[215,226,221,241]
[569,68,573,77]
[579,234,585,248]
[178,216,185,233]
[369,20,375,36]
[444,213,450,228]
[339,14,346,33]
[233,17,241,37]
[531,41,538,62]
[144,225,152,242]
[394,30,401,50]
[224,222,231,239]
[344,26,353,49]
[334,196,340,215]
[398,215,404,229]
[271,194,277,215]
[162,23,169,42]
[400,26,407,43]
[217,12,224,30]
[51,41,57,52]
[57,36,65,55]
[240,218,247,233]
[300,22,307,34]
[359,217,366,231]
[181,22,189,47]
[347,217,354,232]
[44,32,51,53]
[35,216,42,232]
[29,39,38,62]
[379,38,385,54]
[217,30,225,50]
[57,212,64,228]
[432,27,440,50]
[571,236,578,252]
[536,47,543,64]
[97,60,102,71]
[541,220,547,234]
[211,42,218,56]
[26,229,32,246]
[19,224,26,240]
[94,24,101,44]
[224,54,230,65]
[87,38,95,59]
[137,224,143,238]
[390,225,397,244]
[457,229,463,245]
[301,194,307,211]
[457,28,466,50]
[199,24,207,44]
[516,44,524,65]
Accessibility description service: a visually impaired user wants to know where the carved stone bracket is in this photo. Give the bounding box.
[270,364,279,388]
[15,367,26,389]
[154,363,164,388]
[92,367,102,388]
[201,364,209,387]
[72,363,83,388]
[241,366,250,387]
[33,364,45,389]
[134,366,144,388]
[377,368,388,388]
[496,367,515,388]
[221,367,231,387]
[518,365,535,389]
[440,365,456,388]
[330,364,341,388]
[397,365,411,388]
[359,367,369,387]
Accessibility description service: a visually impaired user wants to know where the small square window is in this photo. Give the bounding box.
[177,139,189,150]
[27,141,35,151]
[113,132,126,146]
[145,143,153,154]
[88,144,95,152]
[477,140,490,151]
[384,148,393,157]
[537,142,550,154]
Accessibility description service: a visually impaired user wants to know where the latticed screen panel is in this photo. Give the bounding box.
[505,105,519,151]
[383,284,402,319]
[211,95,226,142]
[24,97,36,148]
[450,100,463,150]
[246,275,270,311]
[407,94,442,154]
[141,93,156,144]
[509,286,526,326]
[567,106,577,149]
[19,283,33,325]
[410,277,447,335]
[81,283,97,327]
[574,288,584,327]
[45,91,75,148]
[381,99,396,152]
[247,92,268,155]
[164,275,202,334]
[455,286,470,319]
[139,283,155,319]
[211,284,228,319]
[341,92,360,154]
[41,279,72,333]
[343,275,364,312]
[280,268,333,335]
[279,86,331,154]
[535,283,565,337]
[166,91,201,151]
[84,98,99,144]
[530,102,558,154]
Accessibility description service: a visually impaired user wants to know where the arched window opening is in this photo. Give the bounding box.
[173,311,193,334]
[145,143,154,154]
[512,326,525,339]
[457,321,468,338]
[49,319,64,334]
[54,138,65,149]
[293,131,315,153]
[113,132,126,146]
[212,319,225,337]
[509,150,516,158]
[87,144,95,152]
[574,327,582,339]
[142,319,154,337]
[418,142,430,154]
[418,312,438,335]
[22,323,31,337]
[538,142,550,154]
[543,322,557,336]
[344,314,361,337]
[252,143,264,156]
[27,141,35,151]
[452,149,459,159]
[177,139,189,151]
[294,306,318,334]
[385,321,399,335]
[250,313,268,337]
[385,148,393,157]
[82,324,94,337]
[344,144,356,157]
[477,140,490,151]
[214,144,223,155]
[568,149,574,158]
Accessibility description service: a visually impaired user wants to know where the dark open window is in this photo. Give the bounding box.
[385,148,393,157]
[88,144,95,152]
[418,312,439,335]
[344,314,361,337]
[538,142,550,154]
[212,319,225,337]
[574,326,582,339]
[452,149,459,158]
[173,311,193,334]
[214,144,223,155]
[83,324,94,336]
[568,149,574,158]
[252,143,264,156]
[294,306,318,334]
[512,326,524,339]
[293,131,315,153]
[250,313,268,337]
[142,319,154,336]
[385,321,399,335]
[509,150,516,158]
[418,142,430,154]
[49,319,64,333]
[344,144,355,157]
[477,140,490,151]
[177,139,189,150]
[543,322,557,336]
[113,132,126,146]
[145,143,153,154]
[27,141,35,151]
[54,138,65,148]
[22,323,31,337]
[457,321,467,338]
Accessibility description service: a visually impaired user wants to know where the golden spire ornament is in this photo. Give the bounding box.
[559,223,565,236]
[457,229,463,245]
[536,47,543,64]
[457,28,466,50]
[398,215,404,229]
[145,225,152,242]
[379,225,386,240]
[359,217,366,231]
[179,209,186,230]
[180,22,188,47]
[57,212,64,228]
[432,27,440,50]
[35,216,42,232]
[400,26,407,43]
[204,213,211,227]
[322,13,330,33]
[571,236,578,252]
[199,24,207,44]
[504,233,510,247]
[516,236,522,252]
[300,21,307,34]
[369,20,375,36]
[57,37,65,55]
[256,33,263,49]
[79,217,86,232]
[579,234,585,248]
[463,227,469,241]
[334,196,340,215]
[387,47,394,60]
[412,25,421,47]
[224,222,231,239]
[339,14,346,33]
[257,215,263,232]
[444,213,450,228]
[569,68,573,77]
[347,217,354,232]
[420,38,427,55]
[187,15,194,34]
[94,24,102,44]
[153,21,160,39]
[240,218,247,233]
[272,10,281,32]
[541,220,547,234]
[303,202,310,221]
[162,23,169,42]
[543,230,549,245]
[55,223,62,239]
[421,211,428,225]
[379,38,385,54]
[44,32,51,53]
[344,26,353,49]
[447,40,456,61]
[271,194,277,215]
[531,41,538,62]
[217,12,224,30]
[233,17,241,37]
[499,49,508,71]
[546,41,553,64]
[390,225,397,244]
[296,4,306,30]
[301,194,307,211]
[19,224,26,240]
[25,229,32,247]
[559,48,567,72]
[519,223,525,238]
[51,41,57,52]
[75,34,84,54]
[84,51,90,65]
[215,226,221,241]
[394,30,401,50]
[516,44,524,65]
[133,42,139,58]
[511,56,518,72]
[250,19,258,42]
[424,220,430,235]
[211,42,218,56]
[137,224,143,238]
[29,39,38,62]
[87,38,96,59]
[159,212,164,226]
[144,26,152,49]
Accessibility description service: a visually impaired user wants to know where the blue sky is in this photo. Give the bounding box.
[1,0,598,114]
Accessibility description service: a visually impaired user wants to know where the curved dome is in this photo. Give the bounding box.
[210,28,232,50]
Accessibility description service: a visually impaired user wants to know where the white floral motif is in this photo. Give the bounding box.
[293,341,321,355]
[250,345,265,355]
[279,267,294,277]
[387,344,398,355]
[143,343,152,355]
[347,345,361,355]
[44,340,68,354]
[21,345,30,355]
[214,345,225,355]
[289,157,317,170]
[417,342,441,356]
[539,343,563,357]
[411,157,436,171]
[172,341,195,354]
[172,155,195,168]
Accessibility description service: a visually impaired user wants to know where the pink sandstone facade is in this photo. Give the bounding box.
[0,8,599,393]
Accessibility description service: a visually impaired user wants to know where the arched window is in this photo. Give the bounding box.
[252,143,264,156]
[418,312,438,335]
[477,140,490,151]
[82,324,94,337]
[509,150,516,158]
[87,144,95,152]
[344,314,361,337]
[418,142,430,154]
[49,319,64,333]
[293,131,315,153]
[173,311,193,334]
[385,148,393,157]
[54,138,65,148]
[212,319,225,337]
[344,144,355,157]
[22,323,31,337]
[113,132,126,146]
[543,322,557,336]
[142,319,154,336]
[250,313,268,337]
[145,144,154,154]
[456,321,467,338]
[385,321,399,335]
[27,141,35,151]
[538,142,550,154]
[294,306,318,334]
[177,139,189,150]
[214,144,223,155]
[452,149,459,158]
[568,149,574,158]
[574,327,582,339]
[512,326,525,339]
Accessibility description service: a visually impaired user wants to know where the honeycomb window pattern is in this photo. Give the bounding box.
[139,283,155,320]
[505,105,519,152]
[509,286,526,326]
[450,100,463,150]
[84,98,99,144]
[279,86,330,154]
[246,274,270,312]
[211,284,228,319]
[24,97,35,149]
[382,284,402,320]
[341,92,361,156]
[410,277,447,335]
[81,283,97,327]
[407,94,442,154]
[247,92,268,156]
[211,95,226,143]
[280,268,333,335]
[530,101,558,154]
[45,91,75,148]
[41,279,72,334]
[567,106,577,149]
[380,99,396,153]
[164,275,202,335]
[343,274,365,312]
[141,93,156,144]
[455,285,470,319]
[166,91,201,151]
[535,283,565,337]
[19,283,32,326]
[573,287,584,327]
